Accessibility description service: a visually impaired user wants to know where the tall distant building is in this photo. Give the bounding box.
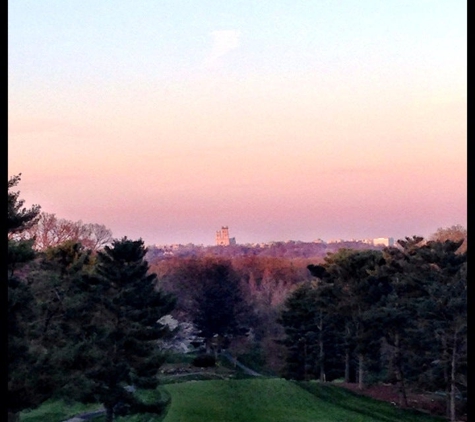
[215,226,236,246]
[373,237,394,247]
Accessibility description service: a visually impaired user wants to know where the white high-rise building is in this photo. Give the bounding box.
[373,237,394,247]
[215,226,236,246]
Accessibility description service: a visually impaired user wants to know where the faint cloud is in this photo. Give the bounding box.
[202,30,241,69]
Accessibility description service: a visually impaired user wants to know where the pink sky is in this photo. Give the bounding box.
[9,2,466,245]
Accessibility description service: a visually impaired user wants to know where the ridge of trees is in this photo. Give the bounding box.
[145,239,386,262]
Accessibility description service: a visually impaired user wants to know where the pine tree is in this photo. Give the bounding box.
[279,282,319,380]
[373,237,429,406]
[412,240,467,420]
[323,249,386,388]
[8,174,41,236]
[88,237,176,422]
[8,174,46,422]
[375,237,467,416]
[28,240,101,405]
[190,258,250,356]
[278,279,340,381]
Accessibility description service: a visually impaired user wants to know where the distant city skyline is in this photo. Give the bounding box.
[9,1,466,247]
[156,233,396,248]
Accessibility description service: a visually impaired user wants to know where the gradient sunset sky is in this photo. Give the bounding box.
[9,1,466,246]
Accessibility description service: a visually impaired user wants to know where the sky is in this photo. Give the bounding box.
[8,1,466,246]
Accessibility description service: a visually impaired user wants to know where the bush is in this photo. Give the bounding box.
[164,353,196,364]
[192,354,216,368]
[237,345,266,371]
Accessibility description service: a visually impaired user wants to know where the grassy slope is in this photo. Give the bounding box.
[20,399,101,422]
[20,378,446,422]
[163,378,445,422]
[20,389,170,422]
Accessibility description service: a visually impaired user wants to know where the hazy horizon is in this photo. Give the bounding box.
[9,1,466,247]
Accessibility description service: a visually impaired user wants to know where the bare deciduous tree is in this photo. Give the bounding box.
[17,212,112,252]
[430,225,467,254]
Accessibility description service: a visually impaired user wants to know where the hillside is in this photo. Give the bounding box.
[162,378,445,422]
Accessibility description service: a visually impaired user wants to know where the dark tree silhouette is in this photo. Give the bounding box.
[87,237,176,422]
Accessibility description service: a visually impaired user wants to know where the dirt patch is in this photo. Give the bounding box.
[336,382,466,421]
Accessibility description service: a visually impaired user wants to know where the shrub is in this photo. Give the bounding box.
[192,354,216,368]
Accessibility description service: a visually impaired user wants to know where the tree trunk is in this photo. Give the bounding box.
[205,338,212,355]
[441,333,451,418]
[450,331,458,422]
[8,412,20,422]
[318,314,325,382]
[394,333,408,407]
[395,365,408,407]
[344,349,350,383]
[319,338,325,382]
[303,340,308,381]
[440,333,451,418]
[358,354,364,390]
[384,337,395,384]
[105,405,114,422]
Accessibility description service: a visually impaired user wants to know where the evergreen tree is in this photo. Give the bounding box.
[322,249,386,388]
[8,174,41,236]
[8,174,47,422]
[87,237,176,422]
[278,236,466,420]
[27,240,100,404]
[190,258,250,356]
[372,237,429,405]
[279,282,320,380]
[278,278,340,381]
[410,240,467,420]
[375,237,467,416]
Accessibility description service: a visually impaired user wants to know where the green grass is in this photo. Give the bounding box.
[94,388,171,422]
[299,382,445,422]
[20,399,102,422]
[19,388,168,422]
[162,378,446,422]
[20,379,446,422]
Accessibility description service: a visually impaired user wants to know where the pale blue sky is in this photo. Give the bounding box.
[9,1,466,85]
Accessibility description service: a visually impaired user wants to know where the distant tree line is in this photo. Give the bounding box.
[145,239,386,262]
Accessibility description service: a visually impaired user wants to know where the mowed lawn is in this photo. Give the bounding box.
[162,378,444,422]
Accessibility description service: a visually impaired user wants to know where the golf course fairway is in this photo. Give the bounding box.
[162,378,444,422]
